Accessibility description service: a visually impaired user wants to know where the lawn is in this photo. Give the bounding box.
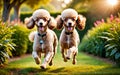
[0,52,120,75]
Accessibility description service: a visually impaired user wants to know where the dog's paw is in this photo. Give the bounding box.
[64,58,67,62]
[49,61,53,66]
[40,64,46,69]
[34,58,40,65]
[66,57,70,60]
[72,59,77,65]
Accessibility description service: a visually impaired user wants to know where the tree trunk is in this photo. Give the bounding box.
[2,7,11,22]
[2,0,17,22]
[13,0,26,22]
[14,5,20,22]
[2,0,11,22]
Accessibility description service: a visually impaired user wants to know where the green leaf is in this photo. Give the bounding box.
[102,32,114,36]
[106,45,116,51]
[8,44,15,50]
[115,53,120,60]
[98,36,113,41]
[110,48,117,56]
[106,52,109,57]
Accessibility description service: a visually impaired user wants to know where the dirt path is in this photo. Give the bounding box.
[9,54,31,62]
[84,52,116,65]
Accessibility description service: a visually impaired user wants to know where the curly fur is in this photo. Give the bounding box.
[56,8,86,30]
[25,9,58,69]
[25,9,56,30]
[56,8,86,64]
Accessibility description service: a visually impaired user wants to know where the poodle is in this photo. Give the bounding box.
[25,9,58,69]
[56,8,86,64]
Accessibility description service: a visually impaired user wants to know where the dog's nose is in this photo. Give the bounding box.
[39,23,43,26]
[68,22,72,26]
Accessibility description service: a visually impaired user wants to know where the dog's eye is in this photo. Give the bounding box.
[64,18,68,22]
[71,18,76,21]
[43,18,47,21]
[35,18,39,22]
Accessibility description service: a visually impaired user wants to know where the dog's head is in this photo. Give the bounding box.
[56,8,86,32]
[25,9,56,32]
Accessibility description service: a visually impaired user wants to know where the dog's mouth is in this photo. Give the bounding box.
[67,26,73,31]
[39,26,44,31]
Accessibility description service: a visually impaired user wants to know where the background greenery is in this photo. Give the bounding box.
[0,20,15,66]
[79,15,120,65]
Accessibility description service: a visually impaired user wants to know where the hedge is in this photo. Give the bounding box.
[79,15,120,66]
[0,21,15,66]
[11,25,33,56]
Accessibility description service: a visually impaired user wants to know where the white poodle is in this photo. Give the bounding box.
[56,8,86,64]
[25,9,58,69]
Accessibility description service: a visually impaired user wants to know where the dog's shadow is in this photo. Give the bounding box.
[49,67,65,73]
[18,67,65,74]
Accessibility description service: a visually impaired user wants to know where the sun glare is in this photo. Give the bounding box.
[107,0,118,6]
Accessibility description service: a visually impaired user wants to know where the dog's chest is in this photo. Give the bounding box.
[61,34,75,48]
[66,35,70,44]
[64,35,71,48]
[38,37,47,52]
[38,37,52,52]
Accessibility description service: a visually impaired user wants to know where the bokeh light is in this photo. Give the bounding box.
[107,0,118,6]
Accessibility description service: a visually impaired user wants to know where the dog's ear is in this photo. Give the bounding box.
[24,16,35,29]
[76,15,86,30]
[48,17,57,30]
[55,15,63,30]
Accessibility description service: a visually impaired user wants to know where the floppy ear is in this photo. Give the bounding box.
[48,17,57,30]
[55,15,63,30]
[24,16,35,29]
[76,15,86,30]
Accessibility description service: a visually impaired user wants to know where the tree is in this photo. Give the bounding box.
[2,0,17,22]
[13,0,51,22]
[13,0,26,22]
[2,0,51,22]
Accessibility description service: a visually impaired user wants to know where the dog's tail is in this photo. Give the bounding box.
[28,31,37,42]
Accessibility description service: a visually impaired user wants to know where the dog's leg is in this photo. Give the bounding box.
[49,58,53,66]
[41,52,54,69]
[66,47,78,60]
[72,52,77,65]
[61,48,67,62]
[72,47,78,65]
[32,51,41,64]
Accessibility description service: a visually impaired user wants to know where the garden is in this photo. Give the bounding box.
[0,0,120,75]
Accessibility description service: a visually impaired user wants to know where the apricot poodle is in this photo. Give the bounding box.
[25,9,58,69]
[56,8,86,64]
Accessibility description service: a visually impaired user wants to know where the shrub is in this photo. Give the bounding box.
[11,25,29,56]
[99,23,120,65]
[79,23,111,57]
[80,14,120,65]
[0,20,15,66]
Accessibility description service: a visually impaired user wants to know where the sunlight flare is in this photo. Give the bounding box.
[107,0,118,6]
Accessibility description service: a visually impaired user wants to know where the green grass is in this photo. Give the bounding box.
[0,52,120,75]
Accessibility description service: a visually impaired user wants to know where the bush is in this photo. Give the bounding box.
[79,14,120,65]
[0,20,15,66]
[79,23,111,57]
[11,25,30,56]
[100,24,120,65]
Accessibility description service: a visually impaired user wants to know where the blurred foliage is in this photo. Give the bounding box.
[79,14,120,65]
[0,20,15,66]
[11,25,29,56]
[25,0,51,9]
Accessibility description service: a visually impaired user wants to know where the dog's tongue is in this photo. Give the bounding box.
[68,27,72,31]
[39,27,44,31]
